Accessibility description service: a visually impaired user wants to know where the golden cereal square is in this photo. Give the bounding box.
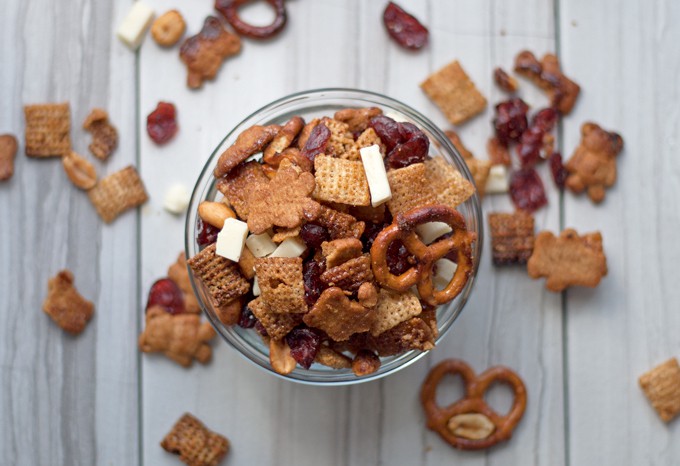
[87,166,148,223]
[313,155,370,206]
[24,103,71,157]
[639,358,680,423]
[421,61,487,125]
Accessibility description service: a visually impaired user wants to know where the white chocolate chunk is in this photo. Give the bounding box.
[485,165,509,194]
[245,233,277,258]
[415,221,453,244]
[163,183,190,215]
[360,144,392,207]
[117,2,155,50]
[269,237,306,258]
[252,276,261,296]
[433,259,458,290]
[216,218,249,262]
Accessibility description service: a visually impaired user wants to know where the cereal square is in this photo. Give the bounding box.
[420,61,487,125]
[424,157,475,208]
[313,154,371,206]
[321,117,355,159]
[88,165,148,223]
[320,254,373,293]
[370,289,422,336]
[488,212,535,265]
[639,358,680,423]
[303,287,375,341]
[24,103,71,157]
[247,297,302,341]
[187,243,250,307]
[386,163,437,216]
[254,257,307,314]
[161,413,230,466]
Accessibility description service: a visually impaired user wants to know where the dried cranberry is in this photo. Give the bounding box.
[147,102,178,145]
[196,218,219,248]
[254,320,268,337]
[386,134,429,168]
[516,125,544,168]
[493,98,529,146]
[146,278,185,314]
[363,221,389,252]
[531,107,559,133]
[369,115,402,153]
[383,2,429,50]
[549,152,568,190]
[301,124,330,162]
[299,223,330,250]
[397,122,421,140]
[509,168,548,213]
[286,327,321,369]
[303,260,326,307]
[238,308,257,329]
[386,240,416,275]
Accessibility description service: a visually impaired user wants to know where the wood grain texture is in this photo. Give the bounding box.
[0,1,139,465]
[559,1,680,464]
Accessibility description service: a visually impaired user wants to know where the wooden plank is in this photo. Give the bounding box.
[0,0,139,465]
[559,1,680,464]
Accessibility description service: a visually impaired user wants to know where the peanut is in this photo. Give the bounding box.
[352,349,381,376]
[0,134,18,181]
[447,413,495,440]
[198,201,235,228]
[269,338,296,375]
[62,151,97,190]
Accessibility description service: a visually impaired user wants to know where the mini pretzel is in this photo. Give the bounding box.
[370,205,476,306]
[420,359,527,450]
[216,0,287,40]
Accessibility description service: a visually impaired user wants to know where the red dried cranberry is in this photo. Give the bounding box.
[254,320,268,337]
[549,152,568,189]
[146,278,185,315]
[397,122,421,140]
[386,133,429,168]
[238,308,257,329]
[509,168,548,212]
[301,124,330,162]
[383,2,429,50]
[386,240,416,275]
[369,115,403,153]
[516,125,544,168]
[285,327,321,369]
[303,260,326,307]
[299,223,330,249]
[196,218,219,248]
[531,107,559,132]
[493,98,529,146]
[362,221,389,252]
[147,102,178,145]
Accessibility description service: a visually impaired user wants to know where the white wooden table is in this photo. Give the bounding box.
[1,0,678,464]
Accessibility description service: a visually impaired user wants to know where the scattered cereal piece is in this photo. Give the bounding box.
[386,163,437,216]
[352,349,381,376]
[245,160,321,234]
[424,157,475,209]
[321,117,355,159]
[270,226,301,244]
[215,125,280,178]
[314,345,353,369]
[180,16,241,89]
[62,151,97,190]
[488,212,535,266]
[187,243,250,307]
[168,253,201,314]
[316,206,365,240]
[24,103,71,157]
[321,238,363,269]
[334,107,383,133]
[420,61,487,125]
[493,67,518,93]
[151,10,186,47]
[139,306,216,366]
[164,183,191,215]
[304,287,375,341]
[370,288,422,336]
[565,122,624,204]
[217,161,269,220]
[254,257,307,314]
[42,270,94,335]
[247,297,302,341]
[161,413,230,466]
[639,358,680,423]
[313,155,371,206]
[117,1,155,50]
[370,316,435,356]
[83,108,118,161]
[88,166,148,223]
[320,254,373,293]
[527,229,607,292]
[0,134,18,181]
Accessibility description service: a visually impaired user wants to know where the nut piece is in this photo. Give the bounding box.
[151,10,186,47]
[269,338,297,375]
[62,151,97,190]
[198,201,236,228]
[352,349,381,376]
[447,413,496,440]
[493,67,518,93]
[0,134,18,181]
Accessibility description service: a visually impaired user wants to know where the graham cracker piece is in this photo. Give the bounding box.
[370,289,422,336]
[424,157,475,209]
[321,238,363,269]
[386,163,437,216]
[161,413,230,466]
[370,316,435,356]
[527,229,608,292]
[639,358,680,423]
[216,161,269,220]
[247,297,302,341]
[187,243,250,307]
[254,257,307,314]
[314,345,352,369]
[88,165,148,223]
[488,212,535,265]
[83,108,118,161]
[24,103,71,157]
[321,117,355,158]
[320,254,373,293]
[42,270,94,335]
[316,205,365,240]
[303,287,375,341]
[271,226,301,243]
[313,155,371,206]
[420,61,487,125]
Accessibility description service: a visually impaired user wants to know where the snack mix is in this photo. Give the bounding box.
[188,109,478,376]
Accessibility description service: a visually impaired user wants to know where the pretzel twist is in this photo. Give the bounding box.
[420,359,527,450]
[370,205,476,306]
[215,0,287,39]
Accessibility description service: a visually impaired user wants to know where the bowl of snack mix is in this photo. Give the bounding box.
[185,88,483,385]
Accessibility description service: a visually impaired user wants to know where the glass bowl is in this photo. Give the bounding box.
[186,88,483,386]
